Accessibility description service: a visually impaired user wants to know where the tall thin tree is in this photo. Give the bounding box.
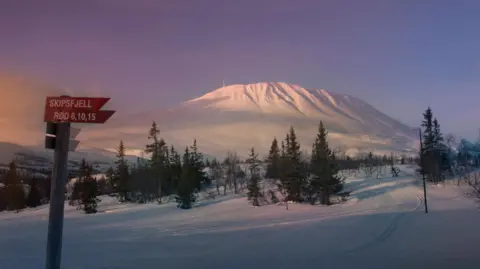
[265,137,281,180]
[310,121,343,205]
[115,140,130,202]
[246,147,262,206]
[145,121,167,201]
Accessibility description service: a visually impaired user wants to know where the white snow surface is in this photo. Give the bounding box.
[1,167,480,269]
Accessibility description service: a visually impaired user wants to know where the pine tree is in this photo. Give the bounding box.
[309,121,343,205]
[278,126,306,202]
[421,107,436,182]
[246,147,262,206]
[210,158,225,195]
[169,145,182,193]
[105,167,115,193]
[70,159,85,207]
[75,160,100,214]
[419,108,451,183]
[81,166,100,214]
[0,187,6,211]
[130,157,149,202]
[433,118,451,180]
[176,147,197,209]
[26,176,43,208]
[189,139,208,189]
[3,161,26,212]
[114,140,130,202]
[205,158,211,168]
[265,137,281,179]
[278,139,288,201]
[145,121,168,201]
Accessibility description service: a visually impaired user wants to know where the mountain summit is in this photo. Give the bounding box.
[187,82,349,116]
[185,82,415,142]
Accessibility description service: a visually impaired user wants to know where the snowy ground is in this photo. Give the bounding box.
[1,168,480,269]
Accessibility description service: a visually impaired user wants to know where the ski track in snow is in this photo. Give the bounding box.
[1,172,480,269]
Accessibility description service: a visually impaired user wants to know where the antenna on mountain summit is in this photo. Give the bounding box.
[222,79,226,88]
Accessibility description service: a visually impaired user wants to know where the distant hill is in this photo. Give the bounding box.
[0,141,141,176]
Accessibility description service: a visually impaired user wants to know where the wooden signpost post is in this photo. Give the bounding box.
[43,96,115,269]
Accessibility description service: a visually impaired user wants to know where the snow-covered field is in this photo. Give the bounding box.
[1,168,480,269]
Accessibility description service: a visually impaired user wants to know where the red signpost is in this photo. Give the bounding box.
[44,96,115,123]
[43,96,115,269]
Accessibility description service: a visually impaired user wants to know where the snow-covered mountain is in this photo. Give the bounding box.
[0,78,417,161]
[187,82,415,138]
[87,82,417,158]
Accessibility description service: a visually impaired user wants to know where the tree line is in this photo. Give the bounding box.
[0,162,50,212]
[418,106,480,184]
[99,122,209,209]
[64,120,351,210]
[6,110,454,214]
[1,119,411,213]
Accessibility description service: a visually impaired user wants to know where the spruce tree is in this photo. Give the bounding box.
[169,146,182,193]
[80,162,99,214]
[265,137,281,179]
[3,161,26,212]
[276,127,307,202]
[70,159,87,208]
[433,118,450,180]
[246,147,262,206]
[72,159,100,213]
[284,126,306,202]
[277,139,288,201]
[421,107,435,182]
[105,167,115,194]
[26,176,43,208]
[176,147,196,209]
[69,181,81,207]
[189,139,208,189]
[114,140,130,202]
[131,157,149,202]
[145,121,168,201]
[309,121,343,205]
[0,187,6,211]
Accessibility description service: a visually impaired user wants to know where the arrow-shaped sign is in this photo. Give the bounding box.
[69,127,81,139]
[45,97,110,112]
[44,96,115,124]
[69,140,80,152]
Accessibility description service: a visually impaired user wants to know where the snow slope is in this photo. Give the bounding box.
[1,170,479,269]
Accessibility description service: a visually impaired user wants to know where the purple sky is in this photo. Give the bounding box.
[1,0,480,139]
